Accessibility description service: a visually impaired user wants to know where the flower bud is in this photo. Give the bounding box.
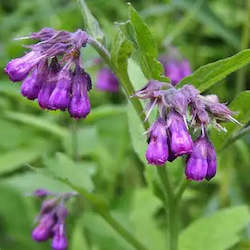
[51,223,68,250]
[68,68,91,119]
[5,51,42,82]
[33,189,49,198]
[21,60,47,100]
[38,58,60,109]
[133,80,170,99]
[206,140,217,180]
[146,118,168,165]
[32,213,55,242]
[167,111,193,156]
[96,68,119,92]
[185,136,208,181]
[49,68,72,110]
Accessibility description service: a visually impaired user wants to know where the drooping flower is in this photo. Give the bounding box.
[49,66,72,111]
[68,66,91,119]
[32,189,75,250]
[5,51,43,82]
[146,118,169,165]
[38,57,60,109]
[167,110,193,157]
[185,134,217,181]
[21,59,47,100]
[96,68,119,92]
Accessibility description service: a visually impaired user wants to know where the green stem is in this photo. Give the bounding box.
[71,119,78,161]
[66,181,148,250]
[236,0,250,94]
[88,36,149,129]
[157,167,178,250]
[100,211,148,250]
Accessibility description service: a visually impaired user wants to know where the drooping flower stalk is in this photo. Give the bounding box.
[133,78,238,181]
[32,189,75,250]
[5,28,92,119]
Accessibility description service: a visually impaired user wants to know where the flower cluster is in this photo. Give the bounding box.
[5,28,92,119]
[133,81,238,181]
[32,189,75,250]
[160,49,192,86]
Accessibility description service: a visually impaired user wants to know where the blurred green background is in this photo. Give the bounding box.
[0,0,250,250]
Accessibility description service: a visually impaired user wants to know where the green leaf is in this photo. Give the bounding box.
[111,29,134,79]
[0,141,49,175]
[44,153,96,192]
[130,188,166,250]
[178,49,250,92]
[127,102,147,166]
[3,172,73,193]
[129,4,169,82]
[179,206,250,250]
[78,0,105,43]
[4,111,67,138]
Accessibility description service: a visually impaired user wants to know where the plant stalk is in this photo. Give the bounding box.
[157,167,178,250]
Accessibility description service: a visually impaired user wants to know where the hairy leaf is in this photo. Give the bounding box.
[179,50,250,92]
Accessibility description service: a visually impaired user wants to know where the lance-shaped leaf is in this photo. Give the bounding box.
[178,49,250,92]
[129,4,169,82]
[78,0,105,43]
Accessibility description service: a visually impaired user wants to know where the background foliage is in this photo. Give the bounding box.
[0,0,250,250]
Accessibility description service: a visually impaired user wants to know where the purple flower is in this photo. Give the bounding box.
[185,136,208,181]
[21,60,47,100]
[167,111,193,157]
[146,118,168,165]
[180,60,192,79]
[68,67,91,119]
[206,139,217,180]
[49,68,72,110]
[33,189,50,198]
[164,60,182,86]
[161,58,192,86]
[38,58,60,109]
[185,135,216,181]
[96,68,119,92]
[32,213,55,242]
[51,223,68,250]
[5,51,42,82]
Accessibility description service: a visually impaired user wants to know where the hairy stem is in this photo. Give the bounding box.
[157,167,178,250]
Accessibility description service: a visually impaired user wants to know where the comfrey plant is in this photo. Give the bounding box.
[4,2,250,250]
[32,189,75,250]
[5,28,92,119]
[133,81,239,181]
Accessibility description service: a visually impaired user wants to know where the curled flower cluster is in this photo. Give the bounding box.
[32,189,75,250]
[5,28,92,119]
[133,81,238,181]
[160,50,192,86]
